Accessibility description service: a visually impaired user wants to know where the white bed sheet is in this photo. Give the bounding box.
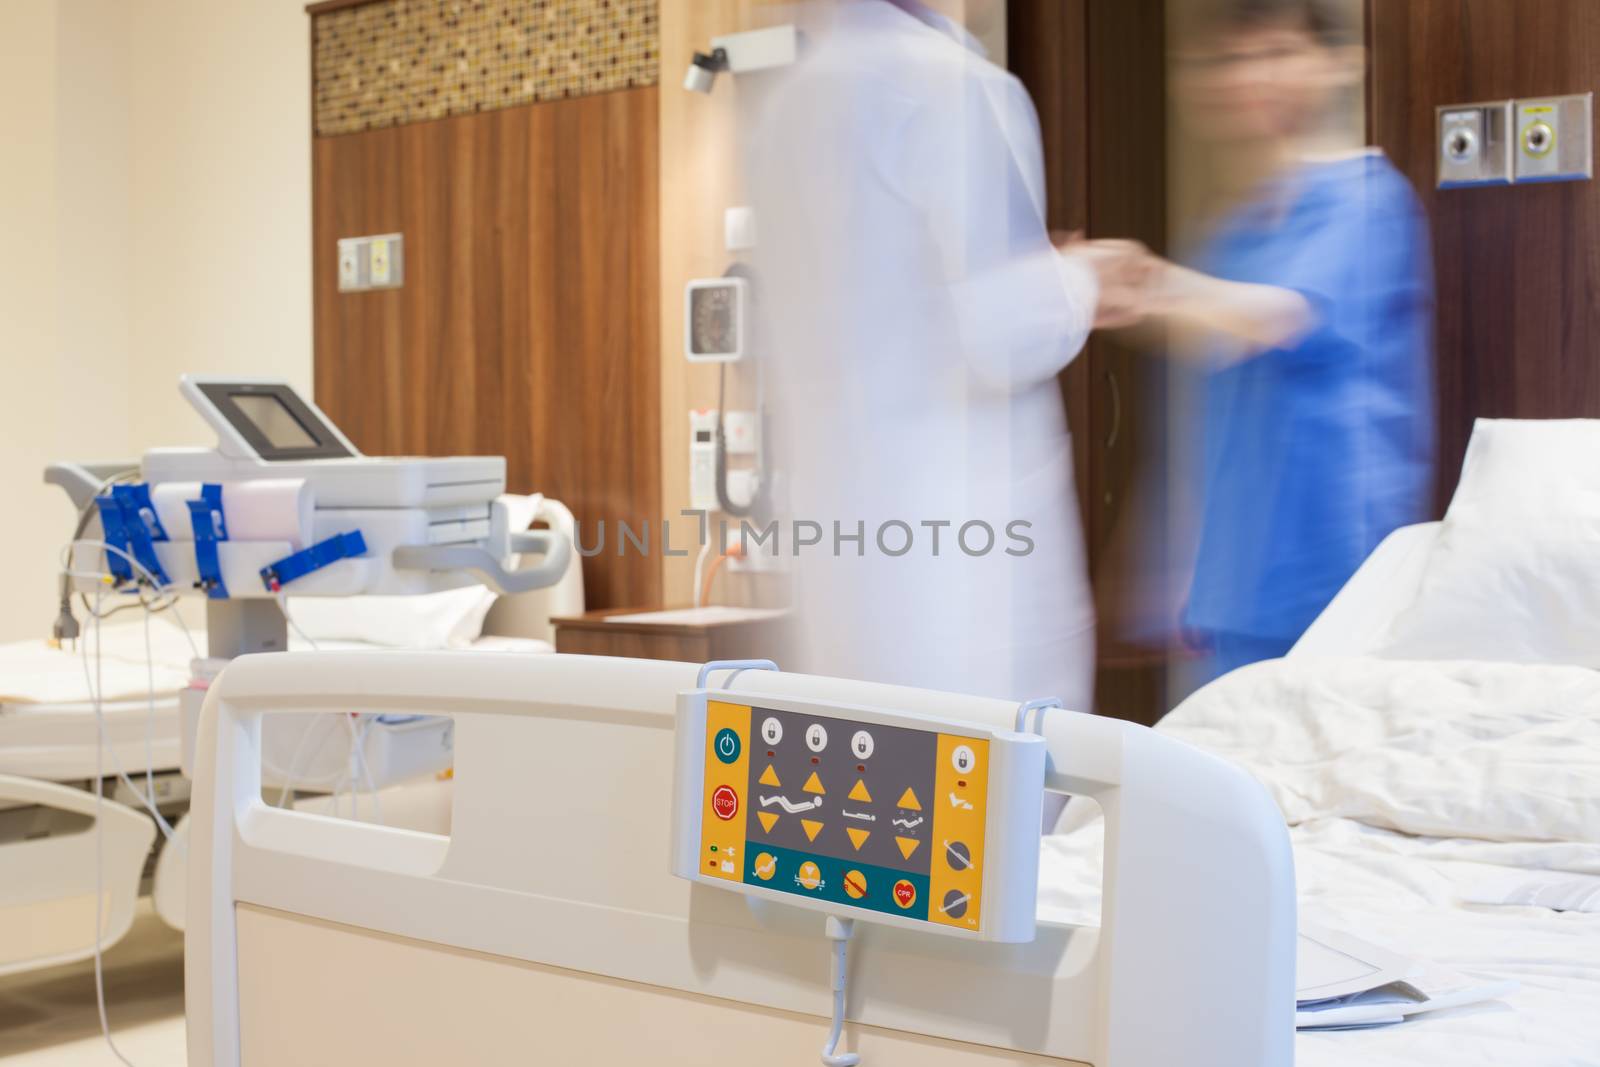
[1038,657,1600,1067]
[0,618,553,780]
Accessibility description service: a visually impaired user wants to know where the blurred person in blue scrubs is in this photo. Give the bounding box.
[1124,0,1434,679]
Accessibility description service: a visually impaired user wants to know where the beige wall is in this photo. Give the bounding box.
[0,0,310,642]
[125,0,312,449]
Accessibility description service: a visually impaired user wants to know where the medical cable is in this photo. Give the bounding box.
[85,586,151,1067]
[273,594,383,824]
[820,915,861,1067]
[68,553,182,841]
[61,539,199,658]
[714,360,769,518]
[52,469,138,647]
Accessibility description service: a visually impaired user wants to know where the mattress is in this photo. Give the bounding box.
[0,615,553,782]
[1039,656,1600,1067]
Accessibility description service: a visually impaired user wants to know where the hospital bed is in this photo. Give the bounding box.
[0,538,581,977]
[1,375,585,977]
[1041,420,1600,1066]
[185,419,1600,1067]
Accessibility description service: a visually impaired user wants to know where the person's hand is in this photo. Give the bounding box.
[1056,236,1161,330]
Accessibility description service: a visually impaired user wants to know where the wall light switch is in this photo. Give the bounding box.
[336,232,404,292]
[367,232,403,289]
[337,238,363,291]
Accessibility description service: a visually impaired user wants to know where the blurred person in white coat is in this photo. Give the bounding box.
[742,0,1140,725]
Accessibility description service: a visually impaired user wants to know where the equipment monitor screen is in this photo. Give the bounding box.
[195,381,353,461]
[697,701,989,932]
[233,394,319,450]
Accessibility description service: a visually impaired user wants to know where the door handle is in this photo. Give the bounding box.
[1103,368,1122,451]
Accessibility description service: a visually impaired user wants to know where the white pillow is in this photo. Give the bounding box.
[1377,419,1600,665]
[1445,417,1600,521]
[286,585,498,650]
[286,494,543,651]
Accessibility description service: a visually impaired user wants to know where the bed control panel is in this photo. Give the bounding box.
[672,689,1047,942]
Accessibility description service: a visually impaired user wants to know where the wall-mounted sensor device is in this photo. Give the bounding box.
[685,276,748,363]
[1514,93,1593,184]
[682,24,798,95]
[689,409,720,512]
[1437,101,1513,188]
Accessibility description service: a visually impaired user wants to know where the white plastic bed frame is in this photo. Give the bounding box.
[186,651,1295,1067]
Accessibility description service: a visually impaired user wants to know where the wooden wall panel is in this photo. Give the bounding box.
[313,88,661,609]
[1369,0,1600,511]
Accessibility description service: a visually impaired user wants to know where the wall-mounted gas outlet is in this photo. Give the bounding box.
[1514,94,1593,184]
[1438,94,1593,189]
[1437,101,1513,188]
[337,233,405,292]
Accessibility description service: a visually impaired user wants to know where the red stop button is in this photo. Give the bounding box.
[712,784,739,821]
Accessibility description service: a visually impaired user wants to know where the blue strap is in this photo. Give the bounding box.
[93,495,134,584]
[260,531,367,592]
[111,483,168,541]
[187,484,229,599]
[97,486,171,588]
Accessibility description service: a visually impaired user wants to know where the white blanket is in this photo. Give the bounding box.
[1038,657,1600,1067]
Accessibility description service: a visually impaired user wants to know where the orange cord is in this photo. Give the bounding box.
[699,541,747,608]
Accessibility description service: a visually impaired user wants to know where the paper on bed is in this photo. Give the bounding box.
[1295,922,1519,1030]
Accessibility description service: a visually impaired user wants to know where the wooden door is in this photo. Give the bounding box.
[1009,0,1171,725]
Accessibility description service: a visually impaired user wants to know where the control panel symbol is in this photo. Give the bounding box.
[753,852,777,880]
[940,889,970,920]
[714,728,742,764]
[757,811,779,833]
[758,765,781,787]
[948,791,973,811]
[761,717,783,745]
[851,730,875,760]
[712,785,739,821]
[848,780,872,803]
[805,722,829,752]
[943,841,972,871]
[846,827,871,850]
[896,787,922,810]
[802,771,826,795]
[759,794,820,814]
[895,836,922,860]
[951,744,977,774]
[797,861,823,891]
[892,879,917,909]
[843,870,868,899]
[801,818,824,842]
